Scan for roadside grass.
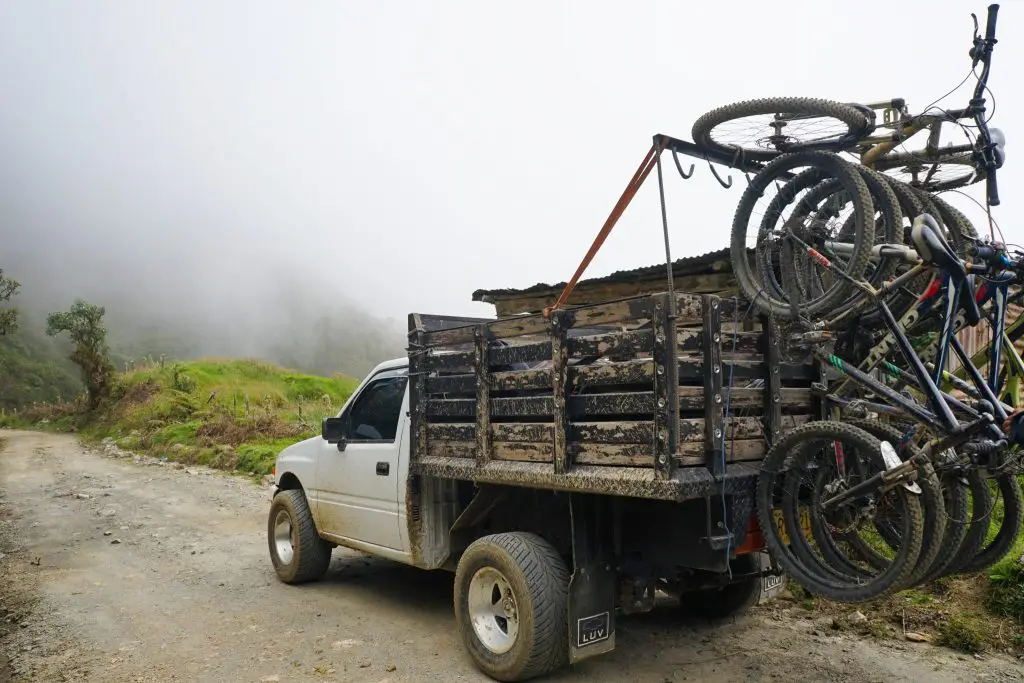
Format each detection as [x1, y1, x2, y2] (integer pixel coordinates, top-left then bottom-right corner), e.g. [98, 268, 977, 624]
[0, 358, 359, 477]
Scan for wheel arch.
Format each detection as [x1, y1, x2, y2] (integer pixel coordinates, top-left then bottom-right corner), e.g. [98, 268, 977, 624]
[277, 471, 303, 491]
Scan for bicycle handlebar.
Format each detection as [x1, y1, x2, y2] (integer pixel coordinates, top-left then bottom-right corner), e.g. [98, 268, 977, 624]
[986, 3, 999, 41]
[971, 4, 1002, 206]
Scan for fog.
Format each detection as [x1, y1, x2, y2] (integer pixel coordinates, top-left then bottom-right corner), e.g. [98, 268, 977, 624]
[1, 1, 1021, 376]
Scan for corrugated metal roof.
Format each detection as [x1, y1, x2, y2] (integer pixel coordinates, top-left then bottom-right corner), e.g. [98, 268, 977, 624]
[472, 246, 739, 301]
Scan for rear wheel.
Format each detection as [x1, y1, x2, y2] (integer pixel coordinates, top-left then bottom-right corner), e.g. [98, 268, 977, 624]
[682, 553, 763, 619]
[691, 97, 871, 162]
[454, 532, 569, 682]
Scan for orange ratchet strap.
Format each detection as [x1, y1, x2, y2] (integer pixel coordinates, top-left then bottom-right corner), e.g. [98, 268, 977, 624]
[543, 142, 661, 317]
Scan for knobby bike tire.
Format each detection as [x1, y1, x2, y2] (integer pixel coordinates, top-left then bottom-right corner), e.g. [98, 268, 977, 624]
[731, 151, 875, 320]
[756, 420, 924, 602]
[937, 468, 994, 578]
[692, 97, 871, 162]
[923, 190, 978, 254]
[959, 472, 1024, 574]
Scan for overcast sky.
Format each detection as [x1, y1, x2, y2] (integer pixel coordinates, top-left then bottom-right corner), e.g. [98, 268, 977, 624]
[1, 0, 1020, 328]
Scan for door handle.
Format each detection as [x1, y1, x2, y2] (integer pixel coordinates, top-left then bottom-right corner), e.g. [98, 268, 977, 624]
[376, 461, 390, 476]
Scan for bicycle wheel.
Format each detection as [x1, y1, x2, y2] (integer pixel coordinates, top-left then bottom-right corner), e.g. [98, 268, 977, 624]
[794, 165, 904, 318]
[958, 471, 1024, 574]
[692, 97, 872, 162]
[873, 152, 980, 192]
[730, 151, 875, 320]
[756, 420, 924, 602]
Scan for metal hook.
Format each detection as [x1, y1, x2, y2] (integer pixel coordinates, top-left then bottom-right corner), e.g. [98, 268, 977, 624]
[671, 148, 695, 179]
[707, 158, 732, 188]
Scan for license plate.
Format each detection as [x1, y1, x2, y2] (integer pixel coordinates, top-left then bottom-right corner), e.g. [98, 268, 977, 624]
[761, 573, 784, 592]
[771, 507, 813, 545]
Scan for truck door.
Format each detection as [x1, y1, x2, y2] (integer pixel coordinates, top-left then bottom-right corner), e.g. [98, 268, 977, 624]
[316, 366, 408, 550]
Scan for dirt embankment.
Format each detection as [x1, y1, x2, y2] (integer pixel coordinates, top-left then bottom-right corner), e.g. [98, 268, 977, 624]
[1, 429, 1022, 683]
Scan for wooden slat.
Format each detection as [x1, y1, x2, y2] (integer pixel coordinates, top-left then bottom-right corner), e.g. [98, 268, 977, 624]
[425, 399, 476, 418]
[408, 320, 429, 466]
[569, 297, 655, 328]
[475, 328, 491, 466]
[427, 389, 812, 420]
[571, 392, 656, 416]
[491, 339, 552, 366]
[492, 442, 553, 463]
[486, 274, 731, 317]
[678, 329, 760, 354]
[428, 357, 812, 395]
[551, 313, 569, 475]
[677, 356, 814, 382]
[431, 418, 807, 446]
[426, 423, 475, 442]
[571, 360, 654, 389]
[677, 438, 766, 464]
[677, 387, 811, 410]
[426, 440, 476, 459]
[573, 421, 653, 443]
[492, 396, 553, 417]
[575, 443, 653, 466]
[568, 330, 654, 358]
[426, 350, 475, 371]
[493, 423, 552, 442]
[762, 314, 782, 447]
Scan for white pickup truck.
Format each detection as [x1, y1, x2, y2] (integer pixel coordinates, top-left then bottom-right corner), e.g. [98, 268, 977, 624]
[267, 295, 798, 681]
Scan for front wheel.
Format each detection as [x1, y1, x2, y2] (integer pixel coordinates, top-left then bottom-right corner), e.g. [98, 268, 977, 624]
[267, 488, 332, 584]
[454, 532, 569, 682]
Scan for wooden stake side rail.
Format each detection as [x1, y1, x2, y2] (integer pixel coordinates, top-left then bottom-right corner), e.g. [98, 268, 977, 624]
[408, 292, 820, 500]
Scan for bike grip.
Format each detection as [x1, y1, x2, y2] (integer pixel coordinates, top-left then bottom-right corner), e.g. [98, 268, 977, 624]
[988, 169, 1001, 207]
[987, 4, 999, 40]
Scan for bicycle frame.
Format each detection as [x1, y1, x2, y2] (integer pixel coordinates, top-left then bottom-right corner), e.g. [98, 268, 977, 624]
[947, 276, 1024, 405]
[857, 108, 975, 167]
[793, 215, 1009, 443]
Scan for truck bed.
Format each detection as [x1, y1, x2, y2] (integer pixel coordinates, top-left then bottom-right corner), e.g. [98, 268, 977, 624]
[407, 291, 822, 503]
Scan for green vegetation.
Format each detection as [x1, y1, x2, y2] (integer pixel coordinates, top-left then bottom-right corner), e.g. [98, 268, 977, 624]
[0, 309, 82, 412]
[2, 358, 359, 476]
[986, 528, 1024, 625]
[936, 614, 987, 654]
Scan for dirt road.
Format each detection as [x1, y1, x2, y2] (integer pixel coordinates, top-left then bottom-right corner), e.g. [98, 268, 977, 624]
[1, 430, 1022, 683]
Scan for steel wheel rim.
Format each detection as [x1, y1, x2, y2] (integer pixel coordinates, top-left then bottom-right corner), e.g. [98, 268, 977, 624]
[468, 566, 519, 654]
[273, 509, 295, 565]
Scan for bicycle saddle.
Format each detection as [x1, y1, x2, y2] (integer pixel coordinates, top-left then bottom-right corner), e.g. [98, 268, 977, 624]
[910, 217, 980, 325]
[911, 218, 963, 276]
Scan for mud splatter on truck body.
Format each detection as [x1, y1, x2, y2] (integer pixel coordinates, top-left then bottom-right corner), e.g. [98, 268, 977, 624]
[405, 291, 822, 552]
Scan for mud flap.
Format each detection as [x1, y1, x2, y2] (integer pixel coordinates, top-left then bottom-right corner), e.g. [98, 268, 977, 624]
[567, 493, 616, 664]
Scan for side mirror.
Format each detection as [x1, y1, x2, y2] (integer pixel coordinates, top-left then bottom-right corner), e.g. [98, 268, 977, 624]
[322, 416, 346, 444]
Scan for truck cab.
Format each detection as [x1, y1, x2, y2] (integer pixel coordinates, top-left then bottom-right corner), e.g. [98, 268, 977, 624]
[270, 358, 415, 566]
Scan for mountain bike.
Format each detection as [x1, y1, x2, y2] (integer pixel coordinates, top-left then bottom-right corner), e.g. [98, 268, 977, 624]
[691, 4, 1005, 206]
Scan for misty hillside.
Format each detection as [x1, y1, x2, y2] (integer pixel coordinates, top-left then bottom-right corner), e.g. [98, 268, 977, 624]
[0, 266, 407, 409]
